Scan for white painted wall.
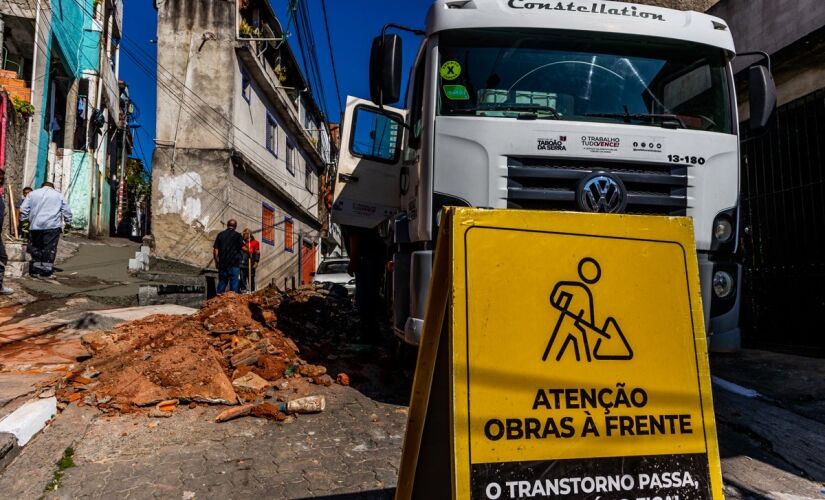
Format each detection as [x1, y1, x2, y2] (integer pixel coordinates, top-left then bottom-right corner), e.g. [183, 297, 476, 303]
[232, 58, 319, 216]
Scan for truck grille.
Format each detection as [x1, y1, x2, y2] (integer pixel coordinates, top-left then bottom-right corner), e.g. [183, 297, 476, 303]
[507, 157, 689, 216]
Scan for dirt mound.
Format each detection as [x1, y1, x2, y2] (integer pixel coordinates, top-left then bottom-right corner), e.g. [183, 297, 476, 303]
[55, 287, 352, 415]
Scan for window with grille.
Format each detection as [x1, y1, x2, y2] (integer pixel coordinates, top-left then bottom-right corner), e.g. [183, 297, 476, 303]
[266, 114, 278, 156]
[262, 203, 275, 246]
[305, 165, 313, 192]
[286, 140, 295, 175]
[284, 217, 294, 252]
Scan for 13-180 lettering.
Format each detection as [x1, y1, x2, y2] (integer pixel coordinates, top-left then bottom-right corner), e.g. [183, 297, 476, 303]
[668, 155, 706, 165]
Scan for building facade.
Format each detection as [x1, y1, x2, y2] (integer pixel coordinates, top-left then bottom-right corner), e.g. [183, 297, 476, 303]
[152, 0, 333, 288]
[707, 0, 825, 355]
[0, 0, 126, 237]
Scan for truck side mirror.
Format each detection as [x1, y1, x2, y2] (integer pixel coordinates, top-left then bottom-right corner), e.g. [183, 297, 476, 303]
[369, 34, 402, 106]
[748, 65, 776, 134]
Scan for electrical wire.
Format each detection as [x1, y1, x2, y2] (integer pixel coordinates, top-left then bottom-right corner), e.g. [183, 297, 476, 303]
[320, 0, 343, 117]
[6, 0, 332, 268]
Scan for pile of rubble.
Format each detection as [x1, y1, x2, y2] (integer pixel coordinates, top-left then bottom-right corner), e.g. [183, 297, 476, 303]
[52, 286, 356, 421]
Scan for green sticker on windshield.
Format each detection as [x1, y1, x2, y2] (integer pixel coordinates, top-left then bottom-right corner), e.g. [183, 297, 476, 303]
[443, 85, 470, 101]
[440, 60, 462, 81]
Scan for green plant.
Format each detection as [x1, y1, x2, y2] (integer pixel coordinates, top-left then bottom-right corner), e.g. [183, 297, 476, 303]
[11, 97, 34, 117]
[44, 447, 75, 492]
[238, 19, 260, 38]
[274, 66, 287, 83]
[126, 158, 151, 209]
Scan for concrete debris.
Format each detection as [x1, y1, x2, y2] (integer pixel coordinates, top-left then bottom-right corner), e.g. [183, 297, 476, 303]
[298, 364, 327, 378]
[231, 372, 270, 393]
[156, 400, 179, 413]
[215, 404, 253, 423]
[250, 403, 286, 421]
[50, 285, 355, 422]
[284, 395, 325, 414]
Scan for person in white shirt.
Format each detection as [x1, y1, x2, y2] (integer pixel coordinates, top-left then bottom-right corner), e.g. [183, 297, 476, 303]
[19, 181, 72, 278]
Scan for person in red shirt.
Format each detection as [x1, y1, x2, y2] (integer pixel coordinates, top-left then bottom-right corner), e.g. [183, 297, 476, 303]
[240, 228, 261, 293]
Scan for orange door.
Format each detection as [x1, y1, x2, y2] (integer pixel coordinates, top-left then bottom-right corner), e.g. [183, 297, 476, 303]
[301, 244, 316, 285]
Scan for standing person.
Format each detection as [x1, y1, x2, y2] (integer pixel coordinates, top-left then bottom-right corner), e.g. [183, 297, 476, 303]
[213, 219, 244, 294]
[240, 228, 260, 293]
[0, 171, 13, 294]
[19, 181, 72, 278]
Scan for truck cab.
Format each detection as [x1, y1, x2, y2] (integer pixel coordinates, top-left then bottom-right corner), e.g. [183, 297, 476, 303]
[332, 0, 775, 351]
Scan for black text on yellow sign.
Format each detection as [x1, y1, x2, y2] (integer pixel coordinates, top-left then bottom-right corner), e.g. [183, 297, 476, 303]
[396, 208, 723, 500]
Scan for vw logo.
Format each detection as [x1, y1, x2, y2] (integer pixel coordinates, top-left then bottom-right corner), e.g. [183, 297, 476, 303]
[576, 173, 628, 213]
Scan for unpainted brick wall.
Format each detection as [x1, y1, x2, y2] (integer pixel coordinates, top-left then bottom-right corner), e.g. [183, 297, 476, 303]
[616, 0, 719, 11]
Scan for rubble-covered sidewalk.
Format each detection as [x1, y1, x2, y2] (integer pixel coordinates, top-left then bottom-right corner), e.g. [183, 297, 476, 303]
[0, 284, 410, 498]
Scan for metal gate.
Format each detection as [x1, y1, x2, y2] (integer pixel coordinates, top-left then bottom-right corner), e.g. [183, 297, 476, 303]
[740, 89, 825, 356]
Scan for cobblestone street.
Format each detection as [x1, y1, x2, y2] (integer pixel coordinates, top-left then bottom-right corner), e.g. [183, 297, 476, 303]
[1, 383, 406, 499]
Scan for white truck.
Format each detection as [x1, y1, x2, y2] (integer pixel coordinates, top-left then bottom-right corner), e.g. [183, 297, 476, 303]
[332, 0, 775, 351]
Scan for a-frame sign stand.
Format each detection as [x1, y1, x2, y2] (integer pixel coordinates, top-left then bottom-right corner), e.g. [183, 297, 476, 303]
[396, 208, 724, 500]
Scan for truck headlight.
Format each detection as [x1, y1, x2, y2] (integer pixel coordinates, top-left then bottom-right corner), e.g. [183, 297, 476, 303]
[713, 216, 734, 244]
[713, 271, 735, 299]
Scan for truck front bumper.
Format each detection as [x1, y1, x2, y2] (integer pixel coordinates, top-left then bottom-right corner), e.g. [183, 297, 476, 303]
[697, 252, 742, 351]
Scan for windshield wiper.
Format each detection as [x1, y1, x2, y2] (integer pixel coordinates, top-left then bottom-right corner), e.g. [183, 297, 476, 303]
[446, 103, 561, 120]
[584, 111, 685, 129]
[489, 104, 562, 119]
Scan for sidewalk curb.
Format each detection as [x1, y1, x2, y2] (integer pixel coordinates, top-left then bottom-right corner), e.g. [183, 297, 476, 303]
[0, 432, 19, 472]
[0, 397, 57, 448]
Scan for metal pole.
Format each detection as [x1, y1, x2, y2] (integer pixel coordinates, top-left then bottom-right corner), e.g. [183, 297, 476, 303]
[8, 185, 18, 239]
[116, 126, 127, 231]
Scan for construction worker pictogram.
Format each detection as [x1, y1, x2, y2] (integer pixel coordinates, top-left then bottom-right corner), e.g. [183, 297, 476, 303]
[542, 257, 633, 362]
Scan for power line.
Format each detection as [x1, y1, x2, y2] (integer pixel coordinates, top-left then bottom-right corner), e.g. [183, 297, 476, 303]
[320, 0, 343, 117]
[9, 0, 328, 266]
[42, 0, 328, 198]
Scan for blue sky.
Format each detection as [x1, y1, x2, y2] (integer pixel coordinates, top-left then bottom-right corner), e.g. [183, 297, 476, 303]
[120, 0, 433, 171]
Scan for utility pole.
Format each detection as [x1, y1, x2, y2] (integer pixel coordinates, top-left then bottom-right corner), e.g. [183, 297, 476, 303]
[116, 125, 127, 233]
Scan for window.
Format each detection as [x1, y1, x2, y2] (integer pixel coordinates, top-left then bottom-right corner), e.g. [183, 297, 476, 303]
[261, 203, 275, 246]
[284, 217, 294, 252]
[437, 29, 734, 134]
[241, 71, 251, 103]
[286, 140, 295, 175]
[408, 50, 427, 149]
[266, 113, 278, 156]
[349, 106, 402, 163]
[305, 165, 313, 193]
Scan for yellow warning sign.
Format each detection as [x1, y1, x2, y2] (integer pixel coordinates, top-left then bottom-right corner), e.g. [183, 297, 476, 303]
[397, 208, 723, 500]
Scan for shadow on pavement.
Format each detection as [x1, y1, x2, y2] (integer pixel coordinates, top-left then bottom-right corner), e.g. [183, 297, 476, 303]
[275, 290, 412, 406]
[300, 489, 395, 500]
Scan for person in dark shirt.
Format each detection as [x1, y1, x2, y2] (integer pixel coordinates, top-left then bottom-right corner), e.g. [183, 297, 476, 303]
[213, 219, 244, 294]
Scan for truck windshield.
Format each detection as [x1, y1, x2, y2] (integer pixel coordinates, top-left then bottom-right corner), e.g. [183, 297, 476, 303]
[437, 29, 733, 134]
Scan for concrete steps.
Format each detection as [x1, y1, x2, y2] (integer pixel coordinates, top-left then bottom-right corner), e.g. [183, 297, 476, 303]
[5, 241, 27, 279]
